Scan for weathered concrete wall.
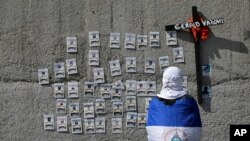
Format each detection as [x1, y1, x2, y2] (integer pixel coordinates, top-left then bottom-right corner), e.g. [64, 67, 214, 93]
[0, 0, 249, 141]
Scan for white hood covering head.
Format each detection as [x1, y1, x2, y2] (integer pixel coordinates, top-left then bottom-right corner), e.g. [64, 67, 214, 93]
[157, 66, 187, 99]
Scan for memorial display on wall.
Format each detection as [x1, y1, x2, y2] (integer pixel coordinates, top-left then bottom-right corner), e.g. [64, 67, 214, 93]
[68, 82, 79, 98]
[69, 103, 80, 118]
[66, 58, 78, 74]
[54, 62, 65, 79]
[111, 88, 122, 102]
[66, 37, 77, 53]
[93, 68, 105, 83]
[95, 117, 106, 133]
[57, 116, 68, 132]
[166, 30, 177, 46]
[100, 84, 112, 99]
[109, 60, 121, 76]
[43, 115, 55, 130]
[183, 76, 188, 90]
[137, 35, 147, 50]
[144, 59, 156, 73]
[71, 118, 83, 134]
[89, 31, 100, 47]
[54, 83, 65, 99]
[112, 101, 123, 118]
[84, 118, 95, 134]
[149, 32, 160, 48]
[125, 80, 137, 95]
[126, 112, 137, 128]
[110, 33, 120, 48]
[125, 57, 136, 73]
[84, 82, 96, 97]
[159, 56, 170, 71]
[56, 99, 67, 114]
[89, 50, 100, 66]
[173, 47, 185, 63]
[125, 33, 136, 49]
[202, 85, 211, 98]
[112, 118, 123, 133]
[126, 96, 137, 111]
[38, 69, 49, 85]
[137, 81, 147, 96]
[137, 113, 147, 128]
[83, 103, 95, 118]
[202, 64, 211, 76]
[95, 99, 105, 115]
[145, 97, 152, 113]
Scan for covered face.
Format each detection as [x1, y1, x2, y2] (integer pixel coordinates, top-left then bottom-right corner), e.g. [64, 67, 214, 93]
[157, 66, 187, 99]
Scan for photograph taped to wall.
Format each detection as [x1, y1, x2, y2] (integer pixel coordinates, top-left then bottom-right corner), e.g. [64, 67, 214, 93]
[126, 96, 137, 112]
[112, 101, 123, 118]
[89, 31, 100, 47]
[110, 32, 120, 48]
[112, 80, 125, 90]
[166, 30, 177, 46]
[100, 84, 112, 99]
[38, 68, 49, 85]
[202, 64, 211, 76]
[146, 81, 156, 96]
[66, 58, 78, 74]
[95, 99, 105, 115]
[95, 117, 106, 133]
[44, 115, 54, 130]
[84, 82, 96, 97]
[112, 118, 122, 133]
[56, 99, 67, 114]
[68, 82, 79, 98]
[126, 80, 137, 95]
[137, 81, 147, 96]
[89, 50, 99, 66]
[125, 33, 135, 49]
[83, 103, 95, 118]
[69, 103, 80, 118]
[173, 47, 185, 63]
[137, 113, 147, 128]
[57, 116, 68, 132]
[93, 68, 105, 83]
[66, 37, 77, 53]
[71, 118, 82, 134]
[109, 60, 121, 76]
[159, 56, 170, 71]
[202, 85, 211, 99]
[111, 88, 122, 102]
[54, 62, 65, 78]
[182, 76, 188, 91]
[149, 32, 160, 47]
[125, 57, 136, 73]
[145, 97, 152, 113]
[137, 35, 147, 50]
[54, 83, 65, 99]
[145, 58, 156, 73]
[84, 118, 95, 134]
[126, 112, 137, 128]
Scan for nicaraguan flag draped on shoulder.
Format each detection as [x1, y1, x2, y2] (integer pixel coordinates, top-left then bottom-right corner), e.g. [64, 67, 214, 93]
[146, 96, 202, 141]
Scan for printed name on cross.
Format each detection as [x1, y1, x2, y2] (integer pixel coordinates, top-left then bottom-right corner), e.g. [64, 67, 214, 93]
[234, 129, 247, 136]
[174, 18, 224, 30]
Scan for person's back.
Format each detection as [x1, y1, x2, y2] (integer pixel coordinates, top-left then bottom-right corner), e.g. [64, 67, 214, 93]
[146, 67, 202, 141]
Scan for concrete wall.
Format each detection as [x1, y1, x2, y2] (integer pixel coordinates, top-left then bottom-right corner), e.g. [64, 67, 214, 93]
[0, 0, 249, 141]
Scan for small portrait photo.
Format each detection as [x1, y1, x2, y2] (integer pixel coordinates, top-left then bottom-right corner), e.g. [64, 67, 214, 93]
[146, 81, 156, 96]
[95, 117, 106, 133]
[56, 116, 68, 132]
[89, 31, 100, 47]
[69, 103, 80, 118]
[173, 47, 185, 63]
[109, 60, 121, 76]
[111, 88, 122, 102]
[112, 118, 123, 133]
[202, 86, 211, 98]
[54, 62, 65, 79]
[126, 96, 137, 112]
[166, 30, 177, 46]
[54, 83, 65, 99]
[112, 80, 125, 90]
[44, 115, 54, 130]
[125, 80, 137, 95]
[66, 58, 78, 75]
[126, 112, 137, 128]
[125, 33, 136, 49]
[112, 101, 123, 118]
[95, 99, 105, 115]
[137, 35, 147, 50]
[56, 99, 67, 114]
[182, 76, 188, 90]
[66, 37, 77, 53]
[100, 84, 112, 99]
[159, 56, 170, 71]
[84, 82, 95, 97]
[145, 97, 152, 113]
[89, 50, 99, 66]
[137, 113, 147, 128]
[145, 59, 156, 73]
[84, 118, 95, 134]
[67, 82, 79, 98]
[149, 32, 160, 48]
[93, 68, 105, 84]
[137, 81, 147, 96]
[202, 64, 211, 76]
[125, 57, 136, 73]
[71, 118, 82, 134]
[83, 103, 95, 118]
[38, 69, 49, 85]
[110, 32, 120, 49]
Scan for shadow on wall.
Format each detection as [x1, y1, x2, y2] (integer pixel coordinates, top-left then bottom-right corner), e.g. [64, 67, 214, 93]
[177, 29, 249, 112]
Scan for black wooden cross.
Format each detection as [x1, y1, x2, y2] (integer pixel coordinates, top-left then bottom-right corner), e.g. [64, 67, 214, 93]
[165, 6, 224, 104]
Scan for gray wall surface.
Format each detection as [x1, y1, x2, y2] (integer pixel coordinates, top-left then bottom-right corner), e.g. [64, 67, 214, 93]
[0, 0, 249, 141]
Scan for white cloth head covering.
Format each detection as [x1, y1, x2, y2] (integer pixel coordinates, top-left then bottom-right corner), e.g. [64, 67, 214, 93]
[157, 66, 187, 99]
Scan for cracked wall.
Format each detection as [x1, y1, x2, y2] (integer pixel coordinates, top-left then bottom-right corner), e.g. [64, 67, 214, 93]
[0, 0, 249, 141]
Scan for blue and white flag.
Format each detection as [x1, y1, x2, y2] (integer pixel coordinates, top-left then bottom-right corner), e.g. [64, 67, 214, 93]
[146, 96, 202, 141]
